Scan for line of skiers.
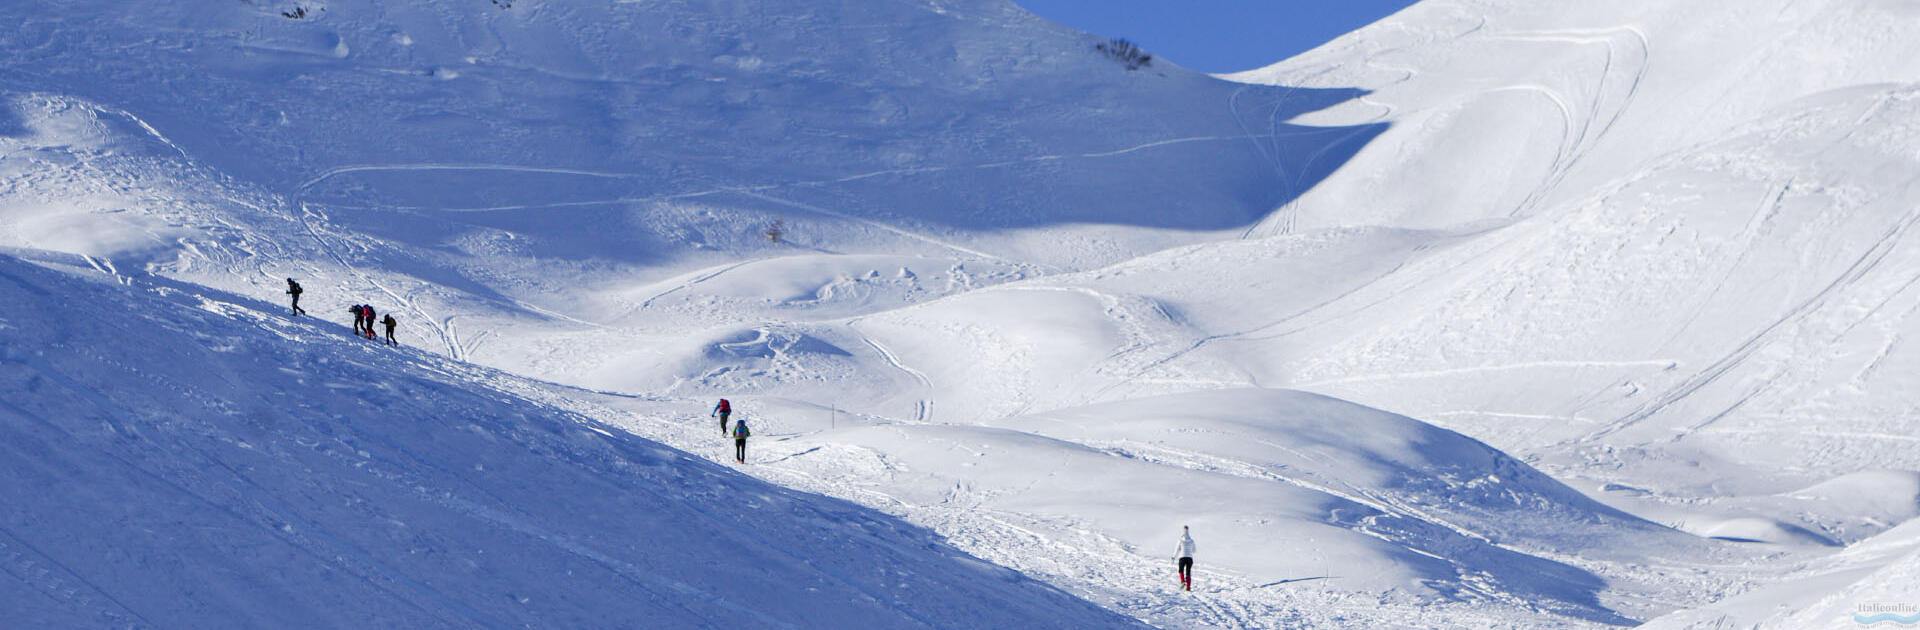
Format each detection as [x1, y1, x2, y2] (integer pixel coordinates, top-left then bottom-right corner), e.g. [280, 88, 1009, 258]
[286, 278, 398, 346]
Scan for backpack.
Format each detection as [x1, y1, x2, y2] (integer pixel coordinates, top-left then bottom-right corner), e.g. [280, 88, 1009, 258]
[288, 280, 302, 295]
[383, 314, 396, 327]
[733, 422, 750, 439]
[717, 399, 731, 412]
[363, 305, 375, 320]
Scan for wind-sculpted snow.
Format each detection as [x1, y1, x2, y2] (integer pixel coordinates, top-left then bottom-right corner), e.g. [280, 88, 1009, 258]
[0, 254, 1142, 629]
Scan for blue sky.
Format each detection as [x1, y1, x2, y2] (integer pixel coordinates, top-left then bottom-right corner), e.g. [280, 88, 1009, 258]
[1012, 0, 1419, 74]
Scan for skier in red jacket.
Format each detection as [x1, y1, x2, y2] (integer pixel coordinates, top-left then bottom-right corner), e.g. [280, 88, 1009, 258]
[712, 398, 732, 435]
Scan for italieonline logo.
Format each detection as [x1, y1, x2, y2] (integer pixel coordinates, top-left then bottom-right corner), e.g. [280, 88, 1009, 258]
[1856, 602, 1920, 626]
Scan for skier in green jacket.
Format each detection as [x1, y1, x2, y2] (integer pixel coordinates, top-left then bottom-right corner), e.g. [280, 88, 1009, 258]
[732, 418, 751, 464]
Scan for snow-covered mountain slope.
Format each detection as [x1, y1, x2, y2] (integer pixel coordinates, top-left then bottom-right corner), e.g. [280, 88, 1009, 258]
[1233, 0, 1920, 231]
[521, 384, 1756, 628]
[0, 0, 1375, 263]
[0, 251, 1144, 629]
[1183, 0, 1920, 620]
[0, 0, 1385, 386]
[1190, 0, 1920, 509]
[7, 0, 1920, 627]
[1641, 517, 1920, 628]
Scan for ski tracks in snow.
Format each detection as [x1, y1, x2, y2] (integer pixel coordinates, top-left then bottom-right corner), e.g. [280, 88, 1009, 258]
[295, 202, 469, 360]
[0, 523, 159, 628]
[1579, 197, 1920, 444]
[296, 163, 643, 192]
[1486, 25, 1651, 218]
[847, 322, 933, 422]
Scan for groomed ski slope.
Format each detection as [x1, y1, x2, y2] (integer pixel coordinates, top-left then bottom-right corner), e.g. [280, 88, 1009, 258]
[0, 253, 1143, 629]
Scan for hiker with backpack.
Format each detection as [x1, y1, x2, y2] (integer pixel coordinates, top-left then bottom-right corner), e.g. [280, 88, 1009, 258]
[349, 304, 366, 336]
[732, 418, 751, 464]
[361, 305, 377, 339]
[381, 313, 398, 346]
[712, 398, 732, 435]
[1174, 525, 1196, 591]
[285, 278, 306, 316]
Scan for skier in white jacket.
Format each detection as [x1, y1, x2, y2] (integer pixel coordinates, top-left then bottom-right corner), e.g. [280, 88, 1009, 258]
[1174, 525, 1196, 591]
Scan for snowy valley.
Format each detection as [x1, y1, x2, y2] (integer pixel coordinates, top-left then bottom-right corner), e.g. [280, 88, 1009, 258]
[2, 0, 1919, 628]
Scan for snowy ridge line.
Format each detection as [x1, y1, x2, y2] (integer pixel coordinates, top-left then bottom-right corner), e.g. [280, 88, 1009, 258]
[1230, 15, 1488, 239]
[115, 106, 192, 161]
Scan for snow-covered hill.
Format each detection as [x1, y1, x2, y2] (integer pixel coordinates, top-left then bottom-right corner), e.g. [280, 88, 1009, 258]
[554, 386, 1746, 627]
[0, 251, 1144, 628]
[5, 0, 1920, 627]
[1226, 0, 1920, 622]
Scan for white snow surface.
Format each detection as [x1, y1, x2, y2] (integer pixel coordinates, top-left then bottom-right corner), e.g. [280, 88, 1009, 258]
[3, 0, 1920, 627]
[0, 253, 1139, 629]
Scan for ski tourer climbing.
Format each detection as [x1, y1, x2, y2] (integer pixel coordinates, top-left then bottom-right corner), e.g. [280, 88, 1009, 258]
[381, 314, 398, 346]
[713, 398, 732, 435]
[361, 305, 377, 339]
[285, 278, 306, 316]
[732, 418, 751, 464]
[1174, 525, 1196, 591]
[349, 304, 366, 336]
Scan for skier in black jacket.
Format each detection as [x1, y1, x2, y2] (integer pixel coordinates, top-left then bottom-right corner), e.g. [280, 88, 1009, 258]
[285, 278, 306, 316]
